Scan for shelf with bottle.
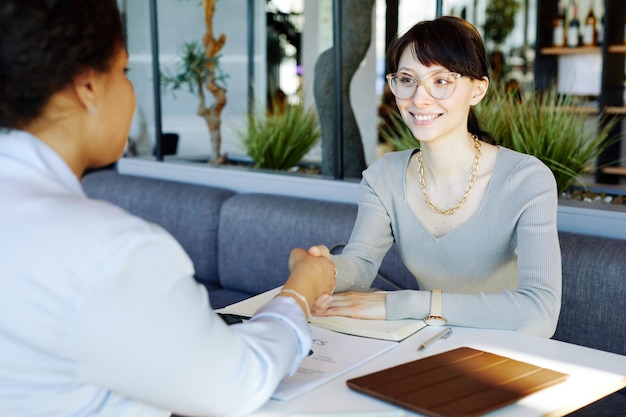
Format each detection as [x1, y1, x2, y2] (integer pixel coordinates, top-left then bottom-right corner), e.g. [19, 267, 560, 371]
[536, 0, 626, 184]
[551, 1, 581, 48]
[549, 1, 603, 50]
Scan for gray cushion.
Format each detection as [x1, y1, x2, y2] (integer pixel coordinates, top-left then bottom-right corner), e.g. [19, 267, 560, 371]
[217, 192, 418, 298]
[82, 170, 235, 288]
[217, 193, 359, 295]
[554, 231, 626, 356]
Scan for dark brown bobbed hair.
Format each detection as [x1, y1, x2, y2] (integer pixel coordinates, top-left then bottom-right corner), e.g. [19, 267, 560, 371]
[386, 16, 492, 141]
[0, 0, 125, 129]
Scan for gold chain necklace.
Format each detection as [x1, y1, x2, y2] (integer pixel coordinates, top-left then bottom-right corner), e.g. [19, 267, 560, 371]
[417, 134, 482, 215]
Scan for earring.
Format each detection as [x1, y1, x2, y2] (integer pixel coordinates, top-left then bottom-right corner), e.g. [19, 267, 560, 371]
[89, 106, 98, 115]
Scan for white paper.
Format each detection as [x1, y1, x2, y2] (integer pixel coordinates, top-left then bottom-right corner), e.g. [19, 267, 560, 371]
[222, 286, 427, 341]
[272, 326, 397, 401]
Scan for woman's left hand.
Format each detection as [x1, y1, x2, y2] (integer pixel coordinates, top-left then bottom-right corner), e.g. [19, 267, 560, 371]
[311, 291, 387, 320]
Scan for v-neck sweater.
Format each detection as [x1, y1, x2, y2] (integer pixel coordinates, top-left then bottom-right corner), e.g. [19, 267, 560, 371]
[331, 146, 561, 337]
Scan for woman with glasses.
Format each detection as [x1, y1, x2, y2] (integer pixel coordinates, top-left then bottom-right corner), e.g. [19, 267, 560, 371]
[309, 16, 561, 338]
[0, 1, 335, 416]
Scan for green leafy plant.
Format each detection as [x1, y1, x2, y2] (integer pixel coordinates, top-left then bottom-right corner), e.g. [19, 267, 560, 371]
[476, 85, 622, 193]
[483, 0, 520, 50]
[160, 0, 227, 163]
[239, 99, 321, 171]
[378, 103, 417, 152]
[483, 0, 521, 84]
[161, 41, 227, 96]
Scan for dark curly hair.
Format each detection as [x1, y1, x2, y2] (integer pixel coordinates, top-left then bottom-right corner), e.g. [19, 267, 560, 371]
[386, 16, 493, 142]
[0, 0, 124, 129]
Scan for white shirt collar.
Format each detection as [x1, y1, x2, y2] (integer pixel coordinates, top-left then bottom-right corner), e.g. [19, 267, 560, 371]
[0, 129, 85, 196]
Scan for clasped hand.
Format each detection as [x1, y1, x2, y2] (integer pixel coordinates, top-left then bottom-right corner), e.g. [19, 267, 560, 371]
[307, 245, 387, 320]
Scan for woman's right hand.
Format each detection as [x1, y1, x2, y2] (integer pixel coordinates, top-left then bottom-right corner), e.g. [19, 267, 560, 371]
[306, 245, 387, 320]
[280, 247, 336, 317]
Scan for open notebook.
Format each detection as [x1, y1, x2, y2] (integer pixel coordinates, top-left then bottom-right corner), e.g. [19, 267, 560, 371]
[346, 347, 569, 417]
[222, 286, 427, 341]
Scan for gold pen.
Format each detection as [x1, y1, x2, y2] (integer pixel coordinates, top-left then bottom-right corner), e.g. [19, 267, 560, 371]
[417, 327, 452, 351]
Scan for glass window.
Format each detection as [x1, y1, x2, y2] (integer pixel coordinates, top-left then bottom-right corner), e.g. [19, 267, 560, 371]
[121, 0, 536, 182]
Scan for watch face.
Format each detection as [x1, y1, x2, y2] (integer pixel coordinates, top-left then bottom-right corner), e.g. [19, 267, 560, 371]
[425, 316, 447, 326]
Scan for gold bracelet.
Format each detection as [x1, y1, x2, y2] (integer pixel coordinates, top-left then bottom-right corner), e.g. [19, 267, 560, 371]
[279, 289, 310, 319]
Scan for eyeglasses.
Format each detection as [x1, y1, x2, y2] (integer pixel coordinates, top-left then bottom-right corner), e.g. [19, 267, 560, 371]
[386, 72, 463, 100]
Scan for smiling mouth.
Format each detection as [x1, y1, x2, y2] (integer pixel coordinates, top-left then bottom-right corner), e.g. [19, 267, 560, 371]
[412, 113, 440, 122]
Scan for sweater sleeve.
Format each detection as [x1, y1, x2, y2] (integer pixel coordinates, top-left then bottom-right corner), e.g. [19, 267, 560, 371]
[331, 158, 398, 292]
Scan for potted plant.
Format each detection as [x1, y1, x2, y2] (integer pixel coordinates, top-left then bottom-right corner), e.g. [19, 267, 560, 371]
[475, 84, 623, 195]
[483, 0, 520, 48]
[483, 0, 521, 83]
[238, 96, 321, 172]
[160, 0, 227, 164]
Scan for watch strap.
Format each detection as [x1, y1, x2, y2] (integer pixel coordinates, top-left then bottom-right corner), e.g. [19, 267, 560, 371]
[430, 289, 443, 317]
[425, 289, 446, 325]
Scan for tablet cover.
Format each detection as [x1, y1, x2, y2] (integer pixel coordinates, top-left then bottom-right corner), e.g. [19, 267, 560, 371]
[346, 347, 568, 417]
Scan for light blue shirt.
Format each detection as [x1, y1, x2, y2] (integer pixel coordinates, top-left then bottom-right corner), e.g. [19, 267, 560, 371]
[0, 130, 311, 417]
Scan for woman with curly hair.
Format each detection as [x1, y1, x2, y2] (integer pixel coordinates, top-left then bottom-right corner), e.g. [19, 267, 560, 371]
[0, 1, 334, 416]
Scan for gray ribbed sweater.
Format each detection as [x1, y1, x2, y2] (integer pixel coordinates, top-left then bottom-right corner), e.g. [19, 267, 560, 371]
[331, 146, 561, 337]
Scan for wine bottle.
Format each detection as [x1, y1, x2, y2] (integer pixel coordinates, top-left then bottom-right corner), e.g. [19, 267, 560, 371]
[567, 3, 580, 48]
[553, 2, 566, 47]
[582, 8, 596, 46]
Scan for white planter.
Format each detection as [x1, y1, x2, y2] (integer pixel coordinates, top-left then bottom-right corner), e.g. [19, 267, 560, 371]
[117, 158, 626, 240]
[557, 199, 626, 241]
[117, 157, 360, 203]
